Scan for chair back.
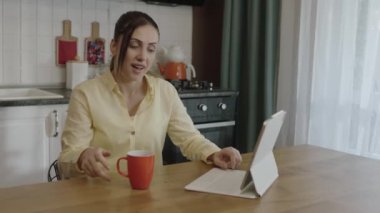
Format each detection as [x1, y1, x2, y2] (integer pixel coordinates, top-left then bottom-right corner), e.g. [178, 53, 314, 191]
[48, 160, 61, 182]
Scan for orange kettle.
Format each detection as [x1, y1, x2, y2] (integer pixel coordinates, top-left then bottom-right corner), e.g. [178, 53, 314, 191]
[158, 62, 196, 81]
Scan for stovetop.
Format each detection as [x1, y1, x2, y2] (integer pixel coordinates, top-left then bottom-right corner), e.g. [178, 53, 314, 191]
[168, 80, 214, 92]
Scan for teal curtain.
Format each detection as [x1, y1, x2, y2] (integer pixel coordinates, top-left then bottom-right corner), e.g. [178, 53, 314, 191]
[221, 0, 281, 153]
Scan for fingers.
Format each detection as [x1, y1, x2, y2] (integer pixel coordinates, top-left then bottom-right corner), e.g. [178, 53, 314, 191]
[231, 148, 242, 168]
[213, 157, 229, 169]
[228, 154, 237, 169]
[92, 162, 111, 181]
[82, 160, 96, 177]
[213, 147, 242, 170]
[97, 150, 110, 170]
[79, 147, 111, 181]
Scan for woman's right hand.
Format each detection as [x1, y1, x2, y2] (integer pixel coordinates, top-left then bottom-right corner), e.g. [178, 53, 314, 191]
[78, 147, 111, 181]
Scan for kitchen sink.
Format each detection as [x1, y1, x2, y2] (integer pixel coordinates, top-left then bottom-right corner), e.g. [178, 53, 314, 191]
[0, 88, 64, 100]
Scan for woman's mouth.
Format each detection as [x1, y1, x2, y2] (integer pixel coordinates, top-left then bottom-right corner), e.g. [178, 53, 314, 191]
[131, 64, 146, 73]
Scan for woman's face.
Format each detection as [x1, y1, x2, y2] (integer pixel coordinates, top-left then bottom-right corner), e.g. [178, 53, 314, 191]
[111, 24, 159, 82]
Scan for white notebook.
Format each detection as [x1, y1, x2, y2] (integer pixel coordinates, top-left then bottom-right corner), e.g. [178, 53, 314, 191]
[185, 110, 286, 199]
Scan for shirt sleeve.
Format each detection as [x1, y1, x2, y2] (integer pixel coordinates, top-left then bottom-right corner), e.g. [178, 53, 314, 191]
[166, 86, 221, 163]
[58, 88, 94, 178]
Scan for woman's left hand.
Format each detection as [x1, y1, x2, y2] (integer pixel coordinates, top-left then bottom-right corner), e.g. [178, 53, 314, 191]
[207, 147, 242, 169]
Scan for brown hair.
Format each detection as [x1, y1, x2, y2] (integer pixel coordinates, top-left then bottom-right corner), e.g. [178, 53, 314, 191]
[110, 11, 160, 72]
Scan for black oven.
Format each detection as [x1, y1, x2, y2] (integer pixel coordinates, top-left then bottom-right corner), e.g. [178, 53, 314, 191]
[162, 90, 238, 165]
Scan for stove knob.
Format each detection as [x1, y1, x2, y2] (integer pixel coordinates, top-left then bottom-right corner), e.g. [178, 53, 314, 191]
[209, 82, 214, 91]
[218, 103, 227, 110]
[198, 104, 208, 112]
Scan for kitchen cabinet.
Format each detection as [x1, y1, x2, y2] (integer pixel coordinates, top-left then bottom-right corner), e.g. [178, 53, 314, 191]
[0, 104, 68, 188]
[47, 105, 68, 170]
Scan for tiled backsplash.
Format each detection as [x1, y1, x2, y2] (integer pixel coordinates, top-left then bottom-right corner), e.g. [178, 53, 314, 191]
[0, 0, 193, 86]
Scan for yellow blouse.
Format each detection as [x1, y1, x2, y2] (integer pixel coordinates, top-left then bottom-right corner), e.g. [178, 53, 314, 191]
[58, 70, 220, 178]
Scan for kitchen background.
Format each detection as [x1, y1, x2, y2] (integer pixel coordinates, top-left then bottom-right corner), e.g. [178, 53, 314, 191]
[0, 0, 223, 87]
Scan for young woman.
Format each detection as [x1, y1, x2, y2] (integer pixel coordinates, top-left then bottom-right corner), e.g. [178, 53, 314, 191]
[58, 11, 242, 181]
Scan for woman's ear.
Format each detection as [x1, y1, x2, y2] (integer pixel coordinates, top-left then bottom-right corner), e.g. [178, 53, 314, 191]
[110, 39, 117, 56]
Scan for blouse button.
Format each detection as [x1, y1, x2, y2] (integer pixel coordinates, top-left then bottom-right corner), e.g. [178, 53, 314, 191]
[131, 131, 135, 135]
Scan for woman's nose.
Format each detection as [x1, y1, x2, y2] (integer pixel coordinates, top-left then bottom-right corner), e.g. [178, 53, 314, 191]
[136, 49, 148, 61]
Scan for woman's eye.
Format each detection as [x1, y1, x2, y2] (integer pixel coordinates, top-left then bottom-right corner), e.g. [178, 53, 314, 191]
[129, 44, 139, 49]
[129, 41, 140, 48]
[148, 45, 156, 53]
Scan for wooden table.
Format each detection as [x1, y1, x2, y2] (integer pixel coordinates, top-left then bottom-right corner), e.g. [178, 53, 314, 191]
[1, 145, 380, 213]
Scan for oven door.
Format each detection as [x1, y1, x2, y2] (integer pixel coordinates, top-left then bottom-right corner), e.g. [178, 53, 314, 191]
[162, 121, 236, 165]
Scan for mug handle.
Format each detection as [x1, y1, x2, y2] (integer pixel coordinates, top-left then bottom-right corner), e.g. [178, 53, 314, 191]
[116, 157, 129, 177]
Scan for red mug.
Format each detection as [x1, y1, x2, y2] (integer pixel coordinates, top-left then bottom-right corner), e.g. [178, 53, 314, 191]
[116, 150, 155, 190]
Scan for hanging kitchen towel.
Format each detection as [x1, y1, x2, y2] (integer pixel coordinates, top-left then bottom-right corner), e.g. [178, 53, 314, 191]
[84, 21, 105, 65]
[56, 20, 78, 65]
